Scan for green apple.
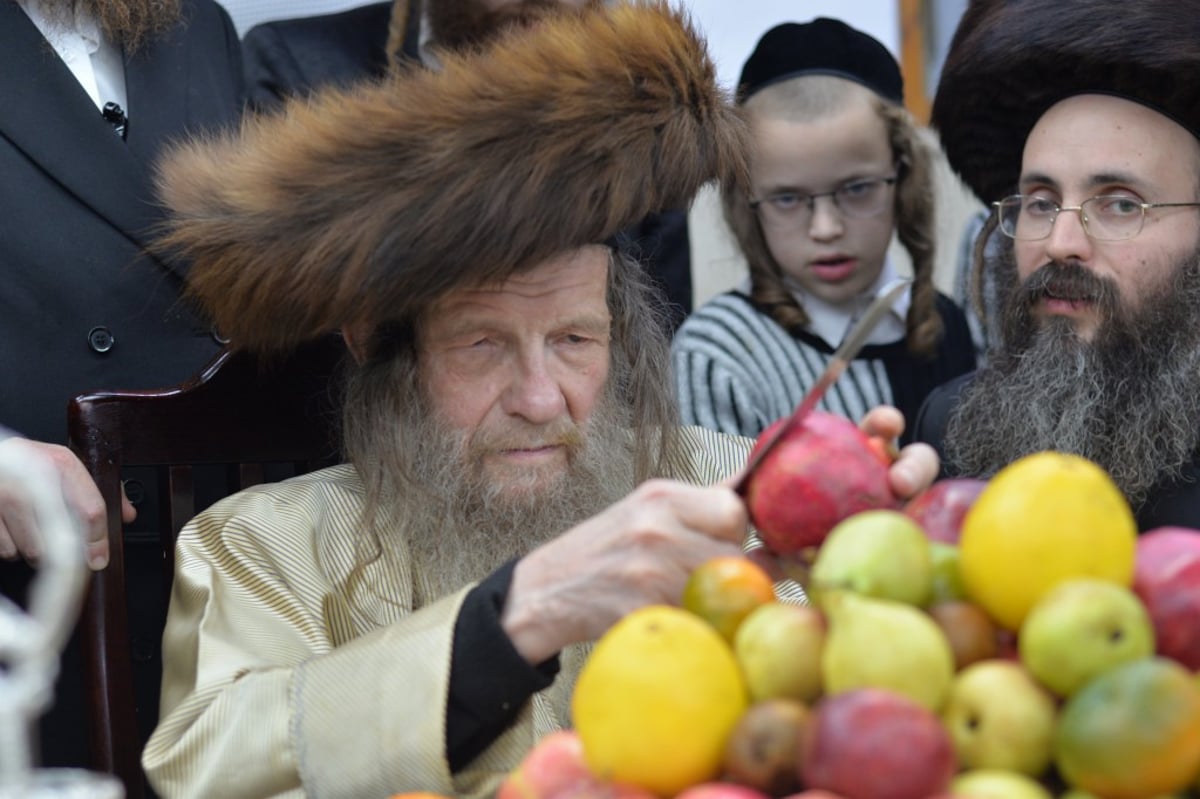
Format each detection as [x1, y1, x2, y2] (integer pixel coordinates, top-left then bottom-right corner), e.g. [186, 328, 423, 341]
[942, 660, 1057, 775]
[1019, 579, 1155, 697]
[734, 602, 825, 703]
[951, 769, 1053, 799]
[809, 510, 932, 607]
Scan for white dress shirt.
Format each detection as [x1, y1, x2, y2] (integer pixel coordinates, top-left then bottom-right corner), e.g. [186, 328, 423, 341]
[17, 0, 128, 115]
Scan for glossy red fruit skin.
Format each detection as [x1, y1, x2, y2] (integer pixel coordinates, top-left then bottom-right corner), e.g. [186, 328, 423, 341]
[744, 412, 898, 555]
[902, 478, 988, 545]
[802, 689, 956, 799]
[1133, 527, 1200, 670]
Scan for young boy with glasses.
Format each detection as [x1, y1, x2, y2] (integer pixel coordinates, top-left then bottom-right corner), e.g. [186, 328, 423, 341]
[917, 0, 1200, 528]
[671, 18, 975, 443]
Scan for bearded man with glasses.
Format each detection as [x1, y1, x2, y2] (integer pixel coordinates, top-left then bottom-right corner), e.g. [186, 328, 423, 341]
[917, 0, 1200, 527]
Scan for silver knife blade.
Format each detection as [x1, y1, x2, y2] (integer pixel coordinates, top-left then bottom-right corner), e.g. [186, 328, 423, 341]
[733, 277, 913, 495]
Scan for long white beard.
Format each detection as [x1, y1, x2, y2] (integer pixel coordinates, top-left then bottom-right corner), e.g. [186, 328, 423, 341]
[388, 393, 637, 604]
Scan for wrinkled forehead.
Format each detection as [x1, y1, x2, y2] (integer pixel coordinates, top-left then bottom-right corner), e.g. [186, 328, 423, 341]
[422, 245, 613, 321]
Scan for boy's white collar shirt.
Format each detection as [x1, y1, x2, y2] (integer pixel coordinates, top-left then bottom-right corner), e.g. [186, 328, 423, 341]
[738, 257, 912, 349]
[18, 0, 128, 115]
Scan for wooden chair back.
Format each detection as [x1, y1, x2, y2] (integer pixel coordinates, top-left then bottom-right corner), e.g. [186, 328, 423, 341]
[67, 335, 347, 798]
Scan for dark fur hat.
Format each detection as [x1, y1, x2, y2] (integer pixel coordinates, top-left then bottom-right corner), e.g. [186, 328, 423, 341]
[932, 0, 1200, 204]
[156, 1, 745, 353]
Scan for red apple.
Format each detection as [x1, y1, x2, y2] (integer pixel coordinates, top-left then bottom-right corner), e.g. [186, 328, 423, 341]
[675, 784, 771, 799]
[497, 730, 593, 799]
[802, 689, 956, 799]
[744, 411, 899, 555]
[1133, 527, 1200, 670]
[902, 478, 987, 544]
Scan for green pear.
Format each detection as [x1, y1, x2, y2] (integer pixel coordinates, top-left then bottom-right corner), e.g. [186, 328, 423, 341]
[942, 660, 1058, 775]
[821, 591, 955, 711]
[929, 541, 968, 603]
[1019, 578, 1155, 697]
[809, 510, 933, 607]
[951, 769, 1054, 799]
[734, 602, 825, 703]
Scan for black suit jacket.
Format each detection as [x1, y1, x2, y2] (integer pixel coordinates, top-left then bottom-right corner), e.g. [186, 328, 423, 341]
[0, 0, 244, 774]
[0, 0, 243, 444]
[914, 373, 1200, 530]
[243, 1, 418, 111]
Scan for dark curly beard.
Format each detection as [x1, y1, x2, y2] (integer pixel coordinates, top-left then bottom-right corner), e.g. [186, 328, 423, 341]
[427, 0, 601, 53]
[944, 241, 1200, 510]
[36, 0, 182, 51]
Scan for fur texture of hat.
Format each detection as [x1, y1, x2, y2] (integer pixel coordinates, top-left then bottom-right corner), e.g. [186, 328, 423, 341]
[932, 0, 1200, 204]
[156, 1, 745, 353]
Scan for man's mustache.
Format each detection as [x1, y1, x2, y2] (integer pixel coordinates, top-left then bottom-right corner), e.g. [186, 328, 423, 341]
[467, 420, 585, 456]
[1018, 260, 1119, 311]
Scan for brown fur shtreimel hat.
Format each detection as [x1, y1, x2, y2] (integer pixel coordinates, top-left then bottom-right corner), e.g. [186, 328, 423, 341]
[156, 1, 745, 353]
[931, 0, 1200, 205]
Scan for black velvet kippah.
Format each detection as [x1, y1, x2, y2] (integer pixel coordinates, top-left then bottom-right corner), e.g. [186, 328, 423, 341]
[738, 18, 904, 106]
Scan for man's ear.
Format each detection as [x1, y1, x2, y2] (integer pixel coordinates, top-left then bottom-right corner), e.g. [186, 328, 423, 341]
[341, 319, 373, 364]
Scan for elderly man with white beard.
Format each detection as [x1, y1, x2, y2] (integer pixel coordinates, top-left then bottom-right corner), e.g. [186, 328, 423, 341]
[140, 4, 936, 797]
[917, 0, 1200, 529]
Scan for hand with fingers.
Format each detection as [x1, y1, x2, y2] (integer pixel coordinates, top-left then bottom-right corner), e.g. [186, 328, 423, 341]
[502, 479, 748, 664]
[0, 438, 136, 571]
[858, 405, 939, 500]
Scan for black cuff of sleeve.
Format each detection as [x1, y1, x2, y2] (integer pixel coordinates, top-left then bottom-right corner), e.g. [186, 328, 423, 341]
[447, 557, 560, 772]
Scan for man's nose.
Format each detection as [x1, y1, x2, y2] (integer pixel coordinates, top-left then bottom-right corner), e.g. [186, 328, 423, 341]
[1043, 206, 1094, 264]
[503, 352, 567, 423]
[807, 195, 845, 241]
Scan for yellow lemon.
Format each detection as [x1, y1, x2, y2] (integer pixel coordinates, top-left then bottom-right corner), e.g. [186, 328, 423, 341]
[571, 605, 748, 796]
[959, 452, 1136, 631]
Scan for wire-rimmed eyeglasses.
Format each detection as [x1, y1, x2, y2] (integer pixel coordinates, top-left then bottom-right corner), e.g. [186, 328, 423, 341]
[994, 194, 1200, 242]
[750, 176, 897, 230]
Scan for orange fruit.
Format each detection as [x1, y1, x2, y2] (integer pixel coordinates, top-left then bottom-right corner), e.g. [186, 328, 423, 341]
[681, 555, 777, 643]
[1055, 657, 1200, 798]
[959, 452, 1136, 630]
[571, 605, 748, 796]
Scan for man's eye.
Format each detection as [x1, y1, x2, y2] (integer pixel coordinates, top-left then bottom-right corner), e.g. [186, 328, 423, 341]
[1094, 196, 1143, 217]
[1023, 197, 1058, 216]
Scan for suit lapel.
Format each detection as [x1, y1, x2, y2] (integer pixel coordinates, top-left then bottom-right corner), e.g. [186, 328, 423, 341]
[0, 3, 165, 257]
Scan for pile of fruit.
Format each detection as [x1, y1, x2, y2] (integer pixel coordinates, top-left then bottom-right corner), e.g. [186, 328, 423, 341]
[499, 412, 1200, 799]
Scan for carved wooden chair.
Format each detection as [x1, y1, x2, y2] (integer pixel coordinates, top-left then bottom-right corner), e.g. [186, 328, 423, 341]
[67, 335, 347, 798]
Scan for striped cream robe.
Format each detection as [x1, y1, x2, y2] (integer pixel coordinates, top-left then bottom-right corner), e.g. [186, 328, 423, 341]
[143, 426, 779, 799]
